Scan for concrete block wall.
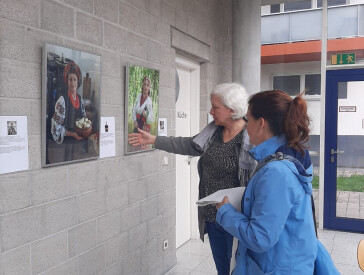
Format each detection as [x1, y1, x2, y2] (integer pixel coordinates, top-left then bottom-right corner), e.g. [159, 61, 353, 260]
[0, 0, 232, 274]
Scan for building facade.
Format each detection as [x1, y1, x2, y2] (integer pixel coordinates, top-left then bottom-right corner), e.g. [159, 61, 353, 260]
[0, 0, 233, 274]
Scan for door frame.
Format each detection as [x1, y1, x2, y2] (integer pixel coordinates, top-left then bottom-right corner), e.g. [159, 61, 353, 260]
[324, 67, 364, 233]
[175, 56, 200, 240]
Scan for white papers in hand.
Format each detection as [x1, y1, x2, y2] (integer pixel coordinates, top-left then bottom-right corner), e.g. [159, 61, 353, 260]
[196, 187, 245, 212]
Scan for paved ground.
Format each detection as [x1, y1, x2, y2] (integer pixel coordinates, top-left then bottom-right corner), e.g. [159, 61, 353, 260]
[168, 189, 364, 275]
[167, 228, 364, 275]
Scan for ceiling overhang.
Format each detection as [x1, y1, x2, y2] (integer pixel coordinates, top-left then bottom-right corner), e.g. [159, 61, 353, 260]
[261, 37, 364, 64]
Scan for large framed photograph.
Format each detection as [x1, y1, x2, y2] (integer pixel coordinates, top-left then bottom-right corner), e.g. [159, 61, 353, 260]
[125, 64, 159, 154]
[42, 43, 101, 167]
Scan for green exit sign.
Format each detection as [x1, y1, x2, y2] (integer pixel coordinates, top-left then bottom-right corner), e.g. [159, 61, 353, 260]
[331, 53, 355, 65]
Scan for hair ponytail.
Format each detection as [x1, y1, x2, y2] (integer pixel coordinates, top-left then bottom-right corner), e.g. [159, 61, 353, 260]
[248, 90, 310, 153]
[283, 93, 310, 153]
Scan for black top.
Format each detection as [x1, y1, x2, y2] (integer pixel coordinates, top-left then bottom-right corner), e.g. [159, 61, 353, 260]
[199, 127, 242, 222]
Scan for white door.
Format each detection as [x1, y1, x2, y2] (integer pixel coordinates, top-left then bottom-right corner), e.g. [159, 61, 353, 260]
[175, 57, 200, 248]
[175, 65, 191, 248]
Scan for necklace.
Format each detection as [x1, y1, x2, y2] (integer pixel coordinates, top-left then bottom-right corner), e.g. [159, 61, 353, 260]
[68, 91, 80, 109]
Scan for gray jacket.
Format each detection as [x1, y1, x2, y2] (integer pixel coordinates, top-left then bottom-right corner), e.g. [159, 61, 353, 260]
[155, 122, 256, 241]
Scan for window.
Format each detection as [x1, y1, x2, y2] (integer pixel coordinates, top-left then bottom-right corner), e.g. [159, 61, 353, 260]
[338, 82, 348, 99]
[273, 74, 322, 97]
[270, 4, 280, 13]
[317, 0, 346, 8]
[305, 74, 321, 95]
[273, 75, 301, 96]
[284, 0, 311, 12]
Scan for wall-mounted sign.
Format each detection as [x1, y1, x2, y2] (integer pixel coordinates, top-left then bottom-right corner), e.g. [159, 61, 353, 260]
[100, 117, 115, 159]
[0, 116, 29, 174]
[158, 118, 167, 136]
[177, 111, 188, 118]
[331, 53, 355, 65]
[339, 106, 356, 112]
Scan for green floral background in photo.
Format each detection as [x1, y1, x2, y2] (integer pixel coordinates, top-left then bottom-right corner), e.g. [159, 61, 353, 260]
[126, 64, 159, 153]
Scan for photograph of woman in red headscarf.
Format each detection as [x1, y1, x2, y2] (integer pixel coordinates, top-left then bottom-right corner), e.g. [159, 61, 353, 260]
[42, 44, 101, 166]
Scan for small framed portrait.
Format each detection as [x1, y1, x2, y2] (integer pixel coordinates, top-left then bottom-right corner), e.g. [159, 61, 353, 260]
[125, 64, 159, 154]
[158, 118, 167, 136]
[42, 43, 101, 167]
[7, 121, 17, 135]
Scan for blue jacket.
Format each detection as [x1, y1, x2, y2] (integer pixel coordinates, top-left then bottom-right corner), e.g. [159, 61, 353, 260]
[216, 135, 317, 274]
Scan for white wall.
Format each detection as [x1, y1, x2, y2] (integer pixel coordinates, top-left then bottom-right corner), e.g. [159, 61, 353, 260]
[261, 5, 271, 15]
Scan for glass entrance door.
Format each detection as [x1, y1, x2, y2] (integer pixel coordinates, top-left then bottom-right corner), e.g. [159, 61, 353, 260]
[324, 68, 364, 233]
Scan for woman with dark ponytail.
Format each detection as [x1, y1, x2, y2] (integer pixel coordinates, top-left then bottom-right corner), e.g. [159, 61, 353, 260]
[216, 90, 339, 274]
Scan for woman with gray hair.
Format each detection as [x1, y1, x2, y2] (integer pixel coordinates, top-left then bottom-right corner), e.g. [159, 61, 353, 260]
[128, 83, 256, 275]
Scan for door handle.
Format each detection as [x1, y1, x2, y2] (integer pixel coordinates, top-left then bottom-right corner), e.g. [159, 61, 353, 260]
[330, 149, 344, 155]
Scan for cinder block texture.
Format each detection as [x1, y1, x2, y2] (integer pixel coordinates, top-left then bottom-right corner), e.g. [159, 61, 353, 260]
[119, 2, 134, 30]
[149, 0, 162, 19]
[94, 0, 118, 23]
[30, 168, 68, 205]
[0, 245, 30, 275]
[142, 237, 164, 275]
[101, 77, 123, 105]
[149, 17, 170, 45]
[121, 202, 141, 231]
[105, 231, 128, 266]
[0, 0, 233, 274]
[105, 182, 128, 212]
[147, 215, 163, 241]
[0, 0, 40, 27]
[76, 12, 103, 45]
[124, 249, 142, 275]
[42, 258, 79, 275]
[41, 0, 74, 38]
[1, 197, 77, 252]
[67, 162, 98, 195]
[0, 174, 30, 214]
[68, 220, 97, 257]
[128, 177, 148, 204]
[28, 135, 42, 170]
[99, 49, 121, 78]
[96, 210, 122, 243]
[78, 189, 106, 222]
[103, 260, 124, 275]
[79, 245, 106, 275]
[65, 0, 93, 13]
[1, 206, 43, 251]
[128, 222, 147, 252]
[126, 31, 146, 59]
[132, 9, 150, 37]
[0, 20, 26, 61]
[104, 23, 127, 53]
[0, 59, 40, 99]
[31, 232, 68, 274]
